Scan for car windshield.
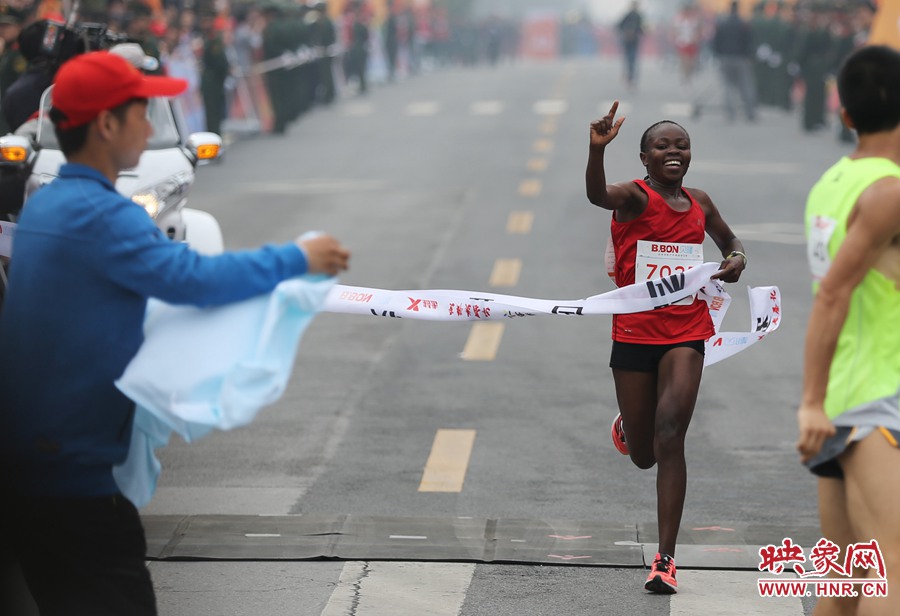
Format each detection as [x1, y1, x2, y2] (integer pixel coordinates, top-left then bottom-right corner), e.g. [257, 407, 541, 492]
[36, 86, 182, 150]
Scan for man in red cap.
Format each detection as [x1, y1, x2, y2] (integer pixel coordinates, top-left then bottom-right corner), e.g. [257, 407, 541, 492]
[0, 51, 349, 615]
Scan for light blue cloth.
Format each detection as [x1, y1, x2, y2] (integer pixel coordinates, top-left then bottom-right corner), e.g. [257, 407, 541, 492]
[113, 275, 336, 507]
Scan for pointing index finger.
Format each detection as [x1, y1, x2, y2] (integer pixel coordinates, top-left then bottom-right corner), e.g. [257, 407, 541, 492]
[607, 100, 619, 119]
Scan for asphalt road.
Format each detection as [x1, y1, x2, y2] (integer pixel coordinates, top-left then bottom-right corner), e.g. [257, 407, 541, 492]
[141, 54, 856, 615]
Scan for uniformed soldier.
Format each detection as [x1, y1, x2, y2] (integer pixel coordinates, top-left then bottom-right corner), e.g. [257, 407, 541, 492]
[0, 3, 27, 135]
[261, 2, 292, 134]
[345, 2, 369, 94]
[768, 1, 796, 111]
[199, 9, 231, 135]
[794, 3, 833, 131]
[284, 3, 312, 121]
[307, 1, 336, 106]
[125, 2, 164, 75]
[2, 19, 57, 134]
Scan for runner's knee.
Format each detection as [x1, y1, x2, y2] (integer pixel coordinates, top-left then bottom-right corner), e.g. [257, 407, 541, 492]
[629, 451, 656, 469]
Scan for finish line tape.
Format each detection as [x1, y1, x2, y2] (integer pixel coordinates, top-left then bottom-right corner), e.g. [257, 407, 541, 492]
[322, 262, 781, 367]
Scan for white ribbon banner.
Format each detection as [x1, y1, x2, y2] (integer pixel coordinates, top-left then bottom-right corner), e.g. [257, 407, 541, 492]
[321, 262, 782, 367]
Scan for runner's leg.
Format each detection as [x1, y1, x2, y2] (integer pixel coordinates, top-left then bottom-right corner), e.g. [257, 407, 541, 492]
[838, 431, 900, 616]
[812, 476, 859, 616]
[653, 346, 703, 557]
[612, 369, 658, 469]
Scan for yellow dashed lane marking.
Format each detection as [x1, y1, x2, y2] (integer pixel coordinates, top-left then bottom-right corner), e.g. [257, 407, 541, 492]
[506, 211, 534, 234]
[540, 120, 557, 135]
[518, 179, 542, 197]
[489, 258, 522, 287]
[461, 322, 504, 361]
[418, 429, 477, 492]
[527, 158, 548, 172]
[533, 138, 554, 153]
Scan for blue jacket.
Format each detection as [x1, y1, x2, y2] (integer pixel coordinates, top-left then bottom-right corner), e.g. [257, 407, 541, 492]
[0, 163, 308, 498]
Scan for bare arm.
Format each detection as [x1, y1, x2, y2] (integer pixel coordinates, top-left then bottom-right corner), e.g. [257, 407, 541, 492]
[586, 100, 634, 210]
[797, 177, 900, 462]
[690, 188, 746, 282]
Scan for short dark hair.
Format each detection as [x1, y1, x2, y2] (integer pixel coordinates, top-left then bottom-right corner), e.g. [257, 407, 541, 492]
[837, 45, 900, 135]
[50, 97, 146, 156]
[640, 120, 688, 152]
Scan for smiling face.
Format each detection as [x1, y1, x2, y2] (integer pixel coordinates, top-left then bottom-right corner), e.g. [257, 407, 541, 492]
[639, 122, 691, 185]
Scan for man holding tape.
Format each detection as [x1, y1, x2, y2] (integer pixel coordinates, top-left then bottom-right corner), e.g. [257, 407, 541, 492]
[0, 50, 348, 614]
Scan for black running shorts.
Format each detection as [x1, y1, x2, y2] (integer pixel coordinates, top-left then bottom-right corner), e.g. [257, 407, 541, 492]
[609, 339, 706, 372]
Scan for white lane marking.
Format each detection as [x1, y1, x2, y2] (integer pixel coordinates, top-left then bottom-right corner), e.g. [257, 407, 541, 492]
[661, 102, 694, 117]
[343, 102, 375, 116]
[533, 99, 568, 115]
[389, 535, 428, 540]
[244, 533, 281, 538]
[321, 561, 475, 616]
[671, 570, 803, 616]
[406, 101, 440, 116]
[471, 100, 504, 115]
[599, 100, 632, 117]
[690, 161, 803, 174]
[730, 222, 806, 245]
[141, 487, 312, 515]
[238, 179, 389, 195]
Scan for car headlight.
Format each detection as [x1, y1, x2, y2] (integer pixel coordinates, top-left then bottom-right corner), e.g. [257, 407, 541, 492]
[131, 171, 192, 220]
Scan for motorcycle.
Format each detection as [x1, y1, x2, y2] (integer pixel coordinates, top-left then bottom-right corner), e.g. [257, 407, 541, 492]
[0, 72, 227, 310]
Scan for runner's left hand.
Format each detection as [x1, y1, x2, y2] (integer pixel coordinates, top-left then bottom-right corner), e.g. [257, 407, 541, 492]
[711, 255, 744, 282]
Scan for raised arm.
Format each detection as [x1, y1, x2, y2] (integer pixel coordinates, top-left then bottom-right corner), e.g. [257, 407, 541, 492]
[586, 101, 634, 210]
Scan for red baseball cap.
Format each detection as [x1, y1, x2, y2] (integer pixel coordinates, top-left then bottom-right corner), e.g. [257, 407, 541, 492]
[52, 51, 187, 129]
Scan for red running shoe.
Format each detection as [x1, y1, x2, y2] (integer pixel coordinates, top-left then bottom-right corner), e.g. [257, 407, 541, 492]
[611, 413, 629, 455]
[645, 553, 678, 594]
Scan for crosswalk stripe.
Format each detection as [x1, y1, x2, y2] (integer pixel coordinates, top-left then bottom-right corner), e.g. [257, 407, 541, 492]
[418, 429, 477, 492]
[599, 100, 631, 117]
[671, 571, 804, 615]
[405, 101, 440, 116]
[470, 100, 504, 115]
[533, 99, 568, 115]
[342, 102, 375, 116]
[661, 102, 694, 117]
[322, 562, 475, 616]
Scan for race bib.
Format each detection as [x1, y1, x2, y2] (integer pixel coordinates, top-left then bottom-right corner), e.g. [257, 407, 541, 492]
[807, 215, 836, 282]
[636, 240, 703, 305]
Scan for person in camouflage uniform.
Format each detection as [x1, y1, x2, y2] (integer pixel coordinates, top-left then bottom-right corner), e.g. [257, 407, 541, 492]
[0, 3, 27, 135]
[261, 2, 292, 134]
[199, 10, 231, 135]
[793, 3, 833, 131]
[126, 2, 164, 75]
[307, 1, 335, 106]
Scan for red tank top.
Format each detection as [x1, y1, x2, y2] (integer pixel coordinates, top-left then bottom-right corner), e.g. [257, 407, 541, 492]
[610, 179, 715, 344]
